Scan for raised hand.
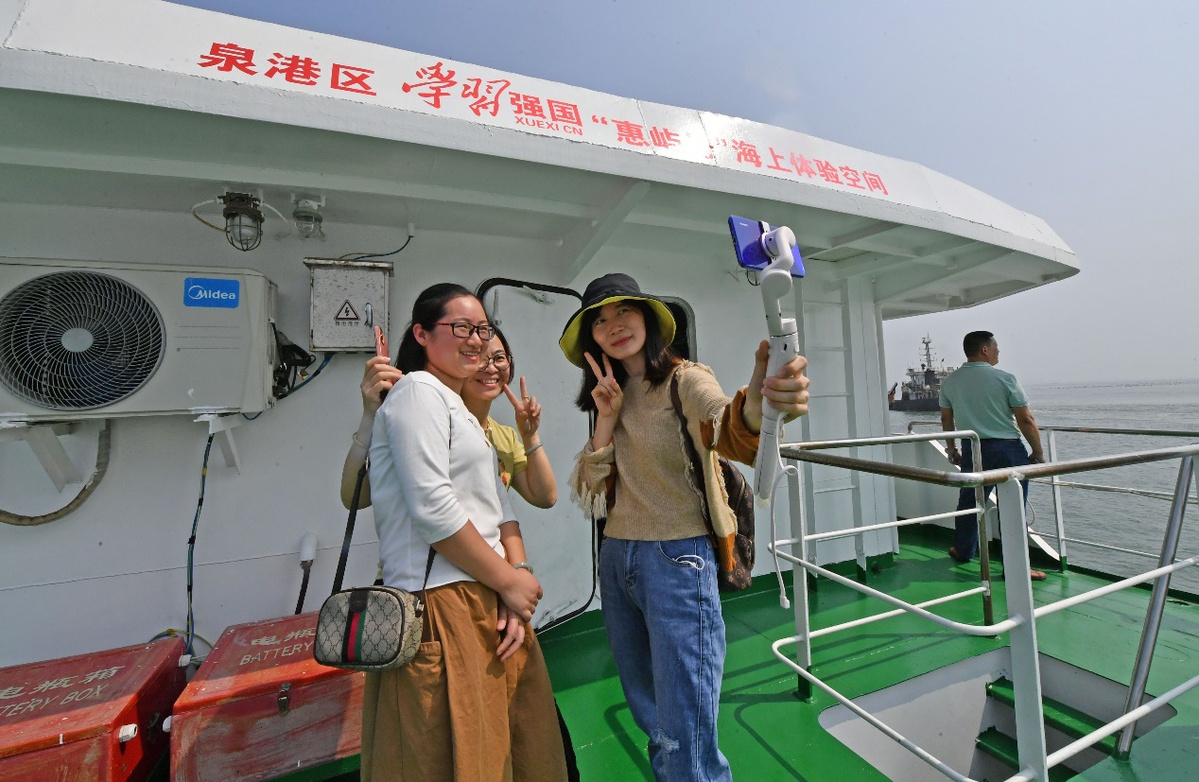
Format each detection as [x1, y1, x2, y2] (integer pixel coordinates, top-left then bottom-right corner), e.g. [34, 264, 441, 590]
[502, 376, 542, 441]
[584, 352, 623, 420]
[361, 356, 403, 415]
[744, 340, 810, 432]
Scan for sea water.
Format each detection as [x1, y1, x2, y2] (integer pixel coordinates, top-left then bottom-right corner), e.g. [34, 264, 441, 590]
[888, 378, 1199, 593]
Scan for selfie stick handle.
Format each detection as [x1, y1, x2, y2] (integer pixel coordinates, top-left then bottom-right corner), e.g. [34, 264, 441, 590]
[753, 226, 800, 504]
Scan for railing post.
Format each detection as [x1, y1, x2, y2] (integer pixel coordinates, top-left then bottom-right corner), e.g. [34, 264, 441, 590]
[997, 475, 1049, 781]
[970, 435, 995, 626]
[1047, 429, 1068, 573]
[787, 458, 814, 700]
[1116, 455, 1195, 757]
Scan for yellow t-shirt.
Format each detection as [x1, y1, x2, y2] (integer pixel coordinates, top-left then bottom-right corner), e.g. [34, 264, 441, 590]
[485, 417, 527, 491]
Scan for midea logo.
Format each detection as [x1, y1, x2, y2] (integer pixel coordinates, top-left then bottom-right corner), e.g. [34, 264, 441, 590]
[187, 285, 237, 300]
[184, 277, 240, 309]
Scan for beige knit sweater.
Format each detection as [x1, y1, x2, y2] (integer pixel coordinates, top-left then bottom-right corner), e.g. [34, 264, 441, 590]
[570, 361, 759, 543]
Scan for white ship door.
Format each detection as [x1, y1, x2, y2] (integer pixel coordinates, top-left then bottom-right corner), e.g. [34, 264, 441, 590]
[477, 279, 594, 628]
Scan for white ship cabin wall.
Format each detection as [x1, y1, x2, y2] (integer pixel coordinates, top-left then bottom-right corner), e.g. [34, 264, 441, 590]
[0, 0, 1077, 667]
[0, 207, 889, 666]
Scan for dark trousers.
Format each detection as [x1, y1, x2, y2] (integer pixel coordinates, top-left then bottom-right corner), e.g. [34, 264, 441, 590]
[955, 439, 1030, 560]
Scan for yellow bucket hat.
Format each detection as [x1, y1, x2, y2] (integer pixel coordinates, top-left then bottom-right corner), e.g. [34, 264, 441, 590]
[558, 273, 676, 367]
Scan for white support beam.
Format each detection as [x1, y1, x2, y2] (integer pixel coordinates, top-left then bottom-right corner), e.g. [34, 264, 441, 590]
[827, 221, 901, 250]
[874, 248, 1014, 301]
[0, 422, 87, 492]
[559, 180, 651, 283]
[195, 413, 245, 473]
[0, 146, 594, 219]
[826, 252, 905, 281]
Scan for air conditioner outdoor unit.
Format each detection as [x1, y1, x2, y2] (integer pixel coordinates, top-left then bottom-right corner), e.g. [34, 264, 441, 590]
[0, 259, 277, 423]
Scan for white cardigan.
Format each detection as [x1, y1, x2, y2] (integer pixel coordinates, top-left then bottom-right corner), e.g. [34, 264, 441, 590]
[370, 371, 515, 590]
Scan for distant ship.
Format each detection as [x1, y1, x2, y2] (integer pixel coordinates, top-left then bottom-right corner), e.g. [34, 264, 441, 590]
[889, 336, 956, 412]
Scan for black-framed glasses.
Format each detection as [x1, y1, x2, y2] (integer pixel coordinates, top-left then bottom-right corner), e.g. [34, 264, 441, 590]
[477, 353, 510, 371]
[435, 322, 496, 340]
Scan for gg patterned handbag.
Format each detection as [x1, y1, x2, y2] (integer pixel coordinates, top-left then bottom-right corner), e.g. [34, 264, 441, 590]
[314, 580, 429, 671]
[313, 464, 435, 671]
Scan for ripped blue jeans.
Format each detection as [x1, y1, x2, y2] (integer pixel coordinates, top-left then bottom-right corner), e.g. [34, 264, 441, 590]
[599, 536, 732, 781]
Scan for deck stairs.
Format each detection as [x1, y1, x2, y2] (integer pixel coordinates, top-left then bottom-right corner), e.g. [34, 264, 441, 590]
[975, 676, 1119, 781]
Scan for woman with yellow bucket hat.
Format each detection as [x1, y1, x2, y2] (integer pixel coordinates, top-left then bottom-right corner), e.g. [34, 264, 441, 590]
[560, 272, 810, 781]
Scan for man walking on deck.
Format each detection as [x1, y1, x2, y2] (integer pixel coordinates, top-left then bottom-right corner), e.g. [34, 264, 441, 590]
[939, 331, 1046, 578]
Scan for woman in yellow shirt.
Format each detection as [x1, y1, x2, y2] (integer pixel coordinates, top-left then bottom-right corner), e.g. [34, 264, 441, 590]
[341, 326, 556, 512]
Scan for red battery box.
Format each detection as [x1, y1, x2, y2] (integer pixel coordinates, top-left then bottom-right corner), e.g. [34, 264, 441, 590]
[170, 612, 363, 781]
[0, 637, 187, 782]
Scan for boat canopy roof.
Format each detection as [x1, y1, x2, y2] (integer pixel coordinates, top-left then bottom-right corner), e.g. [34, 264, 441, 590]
[0, 0, 1078, 315]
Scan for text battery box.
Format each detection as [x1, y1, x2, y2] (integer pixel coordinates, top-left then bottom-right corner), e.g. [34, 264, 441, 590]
[170, 612, 363, 782]
[304, 259, 393, 352]
[0, 637, 187, 782]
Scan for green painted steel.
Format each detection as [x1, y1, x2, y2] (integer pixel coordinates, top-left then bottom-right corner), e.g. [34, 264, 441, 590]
[987, 677, 1118, 756]
[536, 527, 1199, 781]
[297, 526, 1199, 781]
[976, 728, 1077, 782]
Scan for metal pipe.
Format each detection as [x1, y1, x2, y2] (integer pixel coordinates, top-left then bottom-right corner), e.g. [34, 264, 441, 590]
[1048, 429, 1068, 572]
[1030, 478, 1199, 504]
[776, 550, 1021, 636]
[772, 638, 982, 782]
[906, 421, 1199, 439]
[786, 459, 813, 685]
[1054, 536, 1189, 562]
[970, 437, 994, 625]
[1033, 557, 1198, 619]
[1040, 425, 1199, 438]
[803, 509, 975, 543]
[1117, 456, 1196, 756]
[779, 443, 1199, 487]
[1049, 668, 1199, 768]
[996, 477, 1049, 782]
[788, 429, 980, 450]
[809, 587, 986, 638]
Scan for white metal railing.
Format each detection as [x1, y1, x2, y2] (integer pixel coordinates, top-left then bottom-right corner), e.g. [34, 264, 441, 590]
[1040, 426, 1199, 575]
[906, 422, 1199, 567]
[769, 434, 1199, 782]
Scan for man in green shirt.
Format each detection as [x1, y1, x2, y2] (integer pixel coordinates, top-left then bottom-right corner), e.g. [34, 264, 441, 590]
[939, 331, 1045, 575]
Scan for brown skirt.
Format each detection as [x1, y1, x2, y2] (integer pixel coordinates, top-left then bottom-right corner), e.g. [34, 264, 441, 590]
[362, 580, 567, 782]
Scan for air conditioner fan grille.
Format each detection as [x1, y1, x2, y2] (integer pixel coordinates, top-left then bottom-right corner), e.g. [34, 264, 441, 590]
[0, 271, 165, 410]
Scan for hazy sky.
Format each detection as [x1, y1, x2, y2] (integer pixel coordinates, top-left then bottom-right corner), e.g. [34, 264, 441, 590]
[180, 0, 1199, 386]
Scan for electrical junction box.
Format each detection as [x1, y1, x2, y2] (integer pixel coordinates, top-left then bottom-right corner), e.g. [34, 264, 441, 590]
[304, 259, 393, 352]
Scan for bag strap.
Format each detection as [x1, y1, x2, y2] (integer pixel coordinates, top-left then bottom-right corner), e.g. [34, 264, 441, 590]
[669, 373, 713, 528]
[333, 462, 438, 597]
[332, 463, 368, 594]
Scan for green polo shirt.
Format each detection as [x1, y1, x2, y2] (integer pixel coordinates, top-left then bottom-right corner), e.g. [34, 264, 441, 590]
[938, 362, 1028, 440]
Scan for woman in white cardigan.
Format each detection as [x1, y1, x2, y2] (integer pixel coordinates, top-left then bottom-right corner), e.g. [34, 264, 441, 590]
[362, 282, 566, 782]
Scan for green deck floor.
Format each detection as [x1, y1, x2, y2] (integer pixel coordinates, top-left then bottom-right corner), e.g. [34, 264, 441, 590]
[538, 528, 1199, 781]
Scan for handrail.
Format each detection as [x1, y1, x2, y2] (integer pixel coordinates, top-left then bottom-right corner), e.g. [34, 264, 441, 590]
[780, 442, 1199, 486]
[907, 420, 1199, 441]
[785, 429, 995, 623]
[775, 548, 1021, 636]
[773, 430, 1199, 782]
[1117, 456, 1195, 754]
[1040, 425, 1199, 437]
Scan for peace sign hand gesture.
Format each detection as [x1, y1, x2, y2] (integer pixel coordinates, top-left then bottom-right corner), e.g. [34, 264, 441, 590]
[502, 376, 542, 441]
[584, 352, 623, 420]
